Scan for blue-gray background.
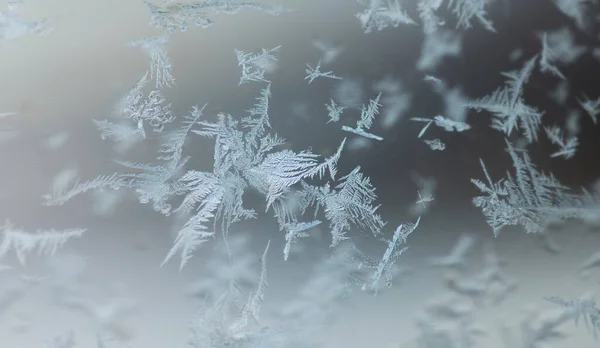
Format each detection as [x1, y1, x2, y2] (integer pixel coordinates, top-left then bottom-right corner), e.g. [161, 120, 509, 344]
[1, 0, 600, 347]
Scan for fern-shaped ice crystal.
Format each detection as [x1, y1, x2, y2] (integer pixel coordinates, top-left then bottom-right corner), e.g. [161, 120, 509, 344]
[472, 140, 578, 236]
[544, 125, 578, 159]
[128, 35, 176, 89]
[342, 93, 384, 141]
[0, 220, 86, 266]
[447, 0, 496, 32]
[300, 166, 386, 246]
[466, 56, 543, 143]
[364, 217, 420, 292]
[538, 32, 565, 80]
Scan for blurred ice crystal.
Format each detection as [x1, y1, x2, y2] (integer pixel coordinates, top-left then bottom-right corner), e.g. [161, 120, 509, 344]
[333, 78, 365, 109]
[45, 331, 75, 348]
[44, 130, 71, 151]
[356, 0, 416, 33]
[0, 1, 50, 40]
[312, 39, 343, 65]
[417, 30, 462, 71]
[91, 188, 124, 217]
[372, 76, 412, 130]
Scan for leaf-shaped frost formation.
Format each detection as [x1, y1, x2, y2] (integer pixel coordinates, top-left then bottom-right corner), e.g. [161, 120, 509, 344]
[42, 173, 132, 206]
[162, 190, 220, 270]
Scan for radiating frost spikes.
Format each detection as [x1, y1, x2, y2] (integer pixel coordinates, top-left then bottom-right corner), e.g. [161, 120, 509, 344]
[305, 59, 342, 84]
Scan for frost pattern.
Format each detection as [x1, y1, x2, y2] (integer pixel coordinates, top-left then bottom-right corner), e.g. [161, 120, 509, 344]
[545, 294, 600, 340]
[117, 73, 176, 134]
[282, 220, 321, 261]
[325, 98, 345, 123]
[424, 138, 446, 150]
[409, 173, 437, 216]
[447, 0, 495, 32]
[299, 166, 386, 246]
[143, 0, 288, 33]
[471, 140, 584, 236]
[235, 46, 280, 85]
[356, 0, 416, 33]
[186, 238, 387, 347]
[411, 115, 471, 138]
[417, 0, 445, 35]
[94, 72, 175, 144]
[0, 1, 50, 40]
[364, 217, 419, 292]
[6, 0, 600, 346]
[538, 33, 565, 80]
[46, 76, 394, 270]
[416, 190, 435, 209]
[304, 60, 342, 84]
[466, 55, 543, 143]
[544, 125, 578, 159]
[341, 93, 384, 141]
[501, 305, 575, 347]
[187, 239, 275, 347]
[578, 94, 600, 124]
[128, 35, 176, 89]
[0, 220, 85, 266]
[228, 240, 270, 334]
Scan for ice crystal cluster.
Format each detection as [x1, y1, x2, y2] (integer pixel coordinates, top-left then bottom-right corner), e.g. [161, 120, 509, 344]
[2, 0, 600, 347]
